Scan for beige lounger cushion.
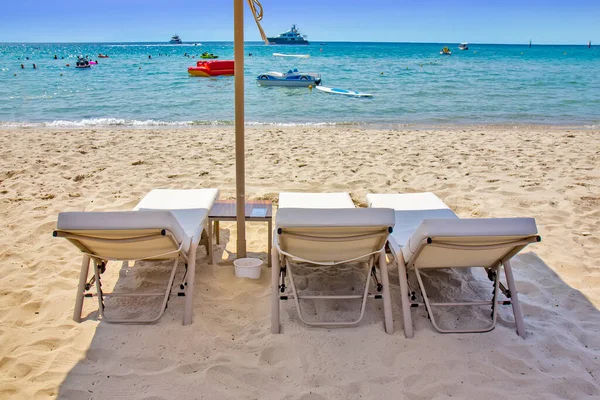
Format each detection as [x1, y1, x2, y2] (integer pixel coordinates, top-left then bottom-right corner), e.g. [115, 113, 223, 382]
[403, 218, 539, 268]
[57, 189, 219, 260]
[134, 188, 219, 211]
[278, 192, 355, 209]
[134, 188, 219, 243]
[367, 192, 459, 247]
[56, 210, 189, 259]
[366, 192, 450, 211]
[367, 193, 538, 268]
[276, 208, 394, 263]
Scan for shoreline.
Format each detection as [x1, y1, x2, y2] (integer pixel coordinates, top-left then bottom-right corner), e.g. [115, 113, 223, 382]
[1, 121, 599, 130]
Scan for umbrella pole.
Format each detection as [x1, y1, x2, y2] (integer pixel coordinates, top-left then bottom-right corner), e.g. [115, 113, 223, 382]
[234, 0, 246, 258]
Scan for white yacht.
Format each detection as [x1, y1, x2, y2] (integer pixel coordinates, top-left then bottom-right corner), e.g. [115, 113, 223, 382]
[169, 34, 182, 44]
[267, 25, 309, 45]
[458, 43, 468, 50]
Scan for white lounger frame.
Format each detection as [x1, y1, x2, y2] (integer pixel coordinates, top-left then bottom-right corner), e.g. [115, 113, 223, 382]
[271, 228, 394, 334]
[54, 227, 210, 325]
[395, 235, 541, 338]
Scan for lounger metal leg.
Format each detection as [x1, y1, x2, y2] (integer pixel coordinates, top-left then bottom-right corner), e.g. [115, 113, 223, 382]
[95, 257, 180, 324]
[183, 241, 197, 325]
[503, 260, 526, 338]
[271, 249, 281, 333]
[267, 219, 272, 268]
[287, 259, 375, 327]
[93, 258, 105, 320]
[379, 250, 394, 334]
[396, 257, 414, 338]
[415, 266, 500, 334]
[206, 221, 213, 265]
[73, 255, 90, 323]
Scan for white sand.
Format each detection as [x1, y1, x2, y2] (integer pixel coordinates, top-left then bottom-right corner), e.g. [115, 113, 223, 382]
[0, 126, 598, 399]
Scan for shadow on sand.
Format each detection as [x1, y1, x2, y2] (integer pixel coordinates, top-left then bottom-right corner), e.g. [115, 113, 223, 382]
[58, 246, 600, 399]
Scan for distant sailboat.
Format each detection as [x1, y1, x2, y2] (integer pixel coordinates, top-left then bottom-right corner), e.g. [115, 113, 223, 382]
[589, 41, 592, 49]
[528, 40, 532, 48]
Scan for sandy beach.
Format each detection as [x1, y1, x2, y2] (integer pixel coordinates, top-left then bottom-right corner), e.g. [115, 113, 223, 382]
[0, 125, 599, 399]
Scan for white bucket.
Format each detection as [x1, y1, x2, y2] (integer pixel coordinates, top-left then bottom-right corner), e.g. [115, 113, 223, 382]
[233, 258, 263, 279]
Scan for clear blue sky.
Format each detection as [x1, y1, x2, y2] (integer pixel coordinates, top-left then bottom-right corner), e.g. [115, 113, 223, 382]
[0, 0, 597, 44]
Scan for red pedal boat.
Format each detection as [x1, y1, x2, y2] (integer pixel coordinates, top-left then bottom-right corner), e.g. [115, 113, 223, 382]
[188, 60, 234, 77]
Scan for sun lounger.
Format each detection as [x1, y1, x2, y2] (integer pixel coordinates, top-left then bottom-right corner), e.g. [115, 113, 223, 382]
[54, 188, 219, 325]
[272, 192, 396, 334]
[367, 192, 540, 338]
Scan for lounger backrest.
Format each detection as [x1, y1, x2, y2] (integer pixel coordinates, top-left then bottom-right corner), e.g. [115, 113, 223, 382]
[403, 218, 540, 269]
[276, 208, 395, 263]
[54, 211, 188, 261]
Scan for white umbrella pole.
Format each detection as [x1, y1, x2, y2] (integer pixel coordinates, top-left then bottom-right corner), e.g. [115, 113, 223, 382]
[234, 0, 246, 258]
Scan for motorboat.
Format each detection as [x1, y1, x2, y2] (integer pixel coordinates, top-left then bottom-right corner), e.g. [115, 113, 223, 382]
[458, 43, 468, 50]
[440, 46, 452, 55]
[169, 34, 182, 44]
[267, 24, 309, 45]
[256, 53, 321, 87]
[188, 60, 234, 77]
[257, 71, 321, 87]
[75, 57, 91, 69]
[200, 52, 219, 59]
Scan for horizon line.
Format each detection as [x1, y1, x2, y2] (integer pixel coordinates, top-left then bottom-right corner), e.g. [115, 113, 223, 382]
[0, 40, 595, 46]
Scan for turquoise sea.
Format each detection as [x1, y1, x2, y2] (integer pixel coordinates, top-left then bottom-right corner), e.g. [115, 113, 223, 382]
[0, 42, 599, 127]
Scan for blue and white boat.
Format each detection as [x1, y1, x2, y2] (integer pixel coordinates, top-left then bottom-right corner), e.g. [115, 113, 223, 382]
[257, 53, 321, 87]
[267, 25, 309, 45]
